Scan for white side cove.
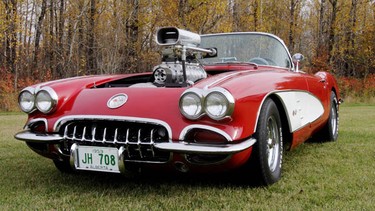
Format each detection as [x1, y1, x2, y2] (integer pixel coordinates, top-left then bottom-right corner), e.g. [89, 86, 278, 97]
[275, 91, 324, 132]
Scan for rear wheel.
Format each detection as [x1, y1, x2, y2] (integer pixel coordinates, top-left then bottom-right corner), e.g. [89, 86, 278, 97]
[250, 98, 283, 186]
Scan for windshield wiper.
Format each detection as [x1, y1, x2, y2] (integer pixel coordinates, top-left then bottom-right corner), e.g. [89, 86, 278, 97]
[208, 61, 259, 68]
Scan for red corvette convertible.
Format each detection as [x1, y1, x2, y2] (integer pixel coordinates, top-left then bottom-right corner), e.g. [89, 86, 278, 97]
[15, 27, 340, 185]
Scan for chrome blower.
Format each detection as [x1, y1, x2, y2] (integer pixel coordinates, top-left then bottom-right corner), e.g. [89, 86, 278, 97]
[153, 27, 217, 87]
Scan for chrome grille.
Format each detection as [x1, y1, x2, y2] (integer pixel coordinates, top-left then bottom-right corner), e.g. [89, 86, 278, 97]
[59, 120, 171, 163]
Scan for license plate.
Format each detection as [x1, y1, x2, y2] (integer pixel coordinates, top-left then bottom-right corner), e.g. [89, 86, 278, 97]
[75, 145, 120, 173]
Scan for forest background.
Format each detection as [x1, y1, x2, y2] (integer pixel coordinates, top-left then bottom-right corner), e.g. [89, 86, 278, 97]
[0, 0, 374, 111]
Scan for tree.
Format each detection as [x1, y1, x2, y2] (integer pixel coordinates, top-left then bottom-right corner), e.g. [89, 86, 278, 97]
[327, 0, 338, 64]
[124, 0, 139, 72]
[32, 0, 47, 74]
[3, 0, 18, 74]
[87, 0, 97, 74]
[0, 0, 374, 84]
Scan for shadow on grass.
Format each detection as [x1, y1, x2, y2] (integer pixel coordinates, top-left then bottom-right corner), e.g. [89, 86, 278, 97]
[47, 164, 264, 191]
[24, 142, 332, 193]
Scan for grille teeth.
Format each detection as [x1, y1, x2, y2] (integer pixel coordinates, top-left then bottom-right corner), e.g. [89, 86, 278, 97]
[136, 129, 143, 158]
[61, 121, 170, 163]
[82, 127, 87, 141]
[91, 126, 96, 142]
[102, 128, 107, 143]
[113, 128, 118, 144]
[150, 129, 155, 157]
[73, 126, 77, 140]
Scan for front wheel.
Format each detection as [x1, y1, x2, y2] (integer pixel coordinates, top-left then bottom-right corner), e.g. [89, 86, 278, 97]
[249, 98, 283, 186]
[320, 91, 339, 142]
[53, 158, 75, 174]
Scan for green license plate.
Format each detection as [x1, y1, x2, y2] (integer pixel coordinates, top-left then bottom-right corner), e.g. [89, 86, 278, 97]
[76, 145, 120, 173]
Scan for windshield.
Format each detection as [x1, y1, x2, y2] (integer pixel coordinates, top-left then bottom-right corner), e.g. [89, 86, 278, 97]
[200, 33, 292, 69]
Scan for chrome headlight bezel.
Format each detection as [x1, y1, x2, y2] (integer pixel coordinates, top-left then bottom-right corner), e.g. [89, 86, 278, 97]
[35, 86, 58, 114]
[18, 87, 36, 113]
[204, 88, 235, 121]
[179, 87, 235, 121]
[179, 89, 204, 120]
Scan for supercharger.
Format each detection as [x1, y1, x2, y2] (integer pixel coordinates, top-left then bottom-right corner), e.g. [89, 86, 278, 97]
[150, 27, 215, 86]
[153, 62, 207, 85]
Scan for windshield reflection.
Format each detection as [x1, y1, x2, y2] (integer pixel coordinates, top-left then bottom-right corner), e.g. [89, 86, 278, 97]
[200, 33, 292, 69]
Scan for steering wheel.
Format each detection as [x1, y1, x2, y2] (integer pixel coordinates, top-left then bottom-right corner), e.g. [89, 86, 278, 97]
[249, 57, 269, 65]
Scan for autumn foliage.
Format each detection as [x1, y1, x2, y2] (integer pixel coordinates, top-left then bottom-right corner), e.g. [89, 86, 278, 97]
[0, 0, 374, 111]
[338, 75, 375, 103]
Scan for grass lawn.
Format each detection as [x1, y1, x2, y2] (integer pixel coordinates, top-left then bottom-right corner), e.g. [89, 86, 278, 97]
[0, 104, 374, 210]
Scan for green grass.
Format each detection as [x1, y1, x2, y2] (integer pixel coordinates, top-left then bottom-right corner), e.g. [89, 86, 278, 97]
[1, 105, 374, 210]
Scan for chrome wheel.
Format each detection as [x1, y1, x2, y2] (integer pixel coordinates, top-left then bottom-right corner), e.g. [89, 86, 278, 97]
[266, 116, 281, 172]
[331, 104, 338, 136]
[250, 98, 283, 186]
[319, 91, 339, 142]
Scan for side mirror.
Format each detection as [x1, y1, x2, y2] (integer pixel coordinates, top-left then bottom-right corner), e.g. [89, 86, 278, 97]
[292, 53, 304, 62]
[292, 53, 304, 72]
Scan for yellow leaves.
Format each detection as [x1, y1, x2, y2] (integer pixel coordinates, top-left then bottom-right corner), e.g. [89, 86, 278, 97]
[0, 0, 373, 78]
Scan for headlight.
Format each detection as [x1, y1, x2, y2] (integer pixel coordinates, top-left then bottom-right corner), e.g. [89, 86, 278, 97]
[18, 88, 35, 113]
[179, 90, 203, 120]
[204, 88, 235, 120]
[35, 87, 58, 114]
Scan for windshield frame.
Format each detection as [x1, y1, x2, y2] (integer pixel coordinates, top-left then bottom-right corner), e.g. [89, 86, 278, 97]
[200, 32, 295, 71]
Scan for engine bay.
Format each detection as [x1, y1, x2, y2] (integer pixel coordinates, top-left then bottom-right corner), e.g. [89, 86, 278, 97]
[98, 60, 208, 88]
[99, 27, 217, 88]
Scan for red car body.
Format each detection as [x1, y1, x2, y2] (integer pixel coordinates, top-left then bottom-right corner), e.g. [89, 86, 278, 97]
[15, 27, 340, 185]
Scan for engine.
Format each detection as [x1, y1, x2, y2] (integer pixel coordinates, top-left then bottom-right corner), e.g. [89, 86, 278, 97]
[153, 62, 207, 86]
[151, 27, 216, 87]
[111, 27, 217, 88]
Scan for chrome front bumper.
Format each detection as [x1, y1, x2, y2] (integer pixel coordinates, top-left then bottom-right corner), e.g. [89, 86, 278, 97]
[155, 139, 256, 154]
[15, 130, 256, 155]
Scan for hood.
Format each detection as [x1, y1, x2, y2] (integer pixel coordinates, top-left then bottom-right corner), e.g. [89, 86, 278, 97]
[29, 74, 190, 137]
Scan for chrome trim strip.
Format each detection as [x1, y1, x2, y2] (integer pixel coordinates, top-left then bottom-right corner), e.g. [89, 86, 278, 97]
[53, 115, 173, 140]
[20, 86, 36, 94]
[179, 124, 233, 142]
[15, 129, 255, 155]
[23, 118, 48, 131]
[274, 91, 324, 132]
[254, 90, 325, 133]
[118, 146, 126, 174]
[34, 76, 93, 93]
[154, 137, 256, 155]
[14, 130, 63, 143]
[70, 143, 78, 169]
[204, 71, 247, 90]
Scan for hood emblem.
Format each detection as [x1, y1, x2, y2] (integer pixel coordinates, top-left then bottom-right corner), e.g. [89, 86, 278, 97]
[107, 93, 128, 109]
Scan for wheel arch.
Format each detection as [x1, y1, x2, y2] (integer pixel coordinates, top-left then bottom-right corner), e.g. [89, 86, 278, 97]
[326, 72, 341, 103]
[252, 93, 293, 151]
[331, 86, 339, 104]
[268, 94, 293, 151]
